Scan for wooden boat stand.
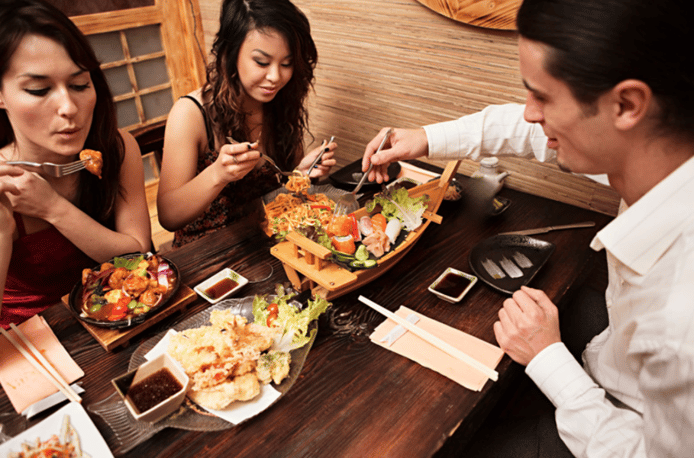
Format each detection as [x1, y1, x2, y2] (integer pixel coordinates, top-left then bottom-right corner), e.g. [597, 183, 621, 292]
[271, 160, 462, 300]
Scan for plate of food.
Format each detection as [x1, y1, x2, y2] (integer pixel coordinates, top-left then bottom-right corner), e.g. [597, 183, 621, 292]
[90, 285, 330, 434]
[68, 252, 180, 329]
[265, 180, 429, 271]
[469, 234, 555, 294]
[0, 402, 113, 457]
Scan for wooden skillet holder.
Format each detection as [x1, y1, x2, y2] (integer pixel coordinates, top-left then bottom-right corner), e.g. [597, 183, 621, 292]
[271, 160, 461, 301]
[61, 284, 196, 351]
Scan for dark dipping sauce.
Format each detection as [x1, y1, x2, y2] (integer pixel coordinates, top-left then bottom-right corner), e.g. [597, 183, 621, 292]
[204, 277, 238, 300]
[127, 368, 182, 413]
[433, 272, 472, 298]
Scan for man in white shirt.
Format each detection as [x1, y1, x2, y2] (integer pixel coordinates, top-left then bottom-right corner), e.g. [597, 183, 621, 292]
[362, 0, 694, 456]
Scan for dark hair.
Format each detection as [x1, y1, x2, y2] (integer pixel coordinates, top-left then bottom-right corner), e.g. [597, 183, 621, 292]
[203, 0, 317, 170]
[0, 0, 124, 225]
[517, 0, 694, 139]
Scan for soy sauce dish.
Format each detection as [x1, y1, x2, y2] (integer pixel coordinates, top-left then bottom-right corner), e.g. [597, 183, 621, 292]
[428, 268, 478, 303]
[112, 353, 189, 423]
[194, 268, 248, 304]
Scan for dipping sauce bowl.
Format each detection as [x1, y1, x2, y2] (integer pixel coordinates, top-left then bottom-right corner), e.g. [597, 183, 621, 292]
[428, 267, 477, 303]
[112, 353, 189, 423]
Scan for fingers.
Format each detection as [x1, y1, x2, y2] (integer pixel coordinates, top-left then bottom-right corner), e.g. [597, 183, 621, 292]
[0, 163, 25, 180]
[220, 141, 260, 167]
[519, 286, 554, 311]
[362, 127, 393, 182]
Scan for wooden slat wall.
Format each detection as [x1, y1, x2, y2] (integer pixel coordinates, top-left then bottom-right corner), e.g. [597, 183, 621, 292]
[198, 0, 620, 216]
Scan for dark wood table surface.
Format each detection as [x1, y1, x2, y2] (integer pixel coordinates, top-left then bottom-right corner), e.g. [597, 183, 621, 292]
[0, 162, 614, 457]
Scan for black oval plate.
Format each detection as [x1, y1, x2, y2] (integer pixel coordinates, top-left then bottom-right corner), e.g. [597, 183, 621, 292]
[68, 253, 181, 329]
[329, 160, 401, 191]
[469, 234, 555, 295]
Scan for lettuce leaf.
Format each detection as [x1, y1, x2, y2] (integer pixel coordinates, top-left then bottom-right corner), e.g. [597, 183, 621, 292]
[252, 285, 331, 351]
[366, 187, 429, 231]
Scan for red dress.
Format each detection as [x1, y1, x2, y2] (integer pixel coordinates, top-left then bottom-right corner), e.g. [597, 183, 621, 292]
[1, 213, 93, 328]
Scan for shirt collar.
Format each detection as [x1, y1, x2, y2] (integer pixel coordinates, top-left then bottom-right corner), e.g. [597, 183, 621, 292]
[591, 155, 694, 276]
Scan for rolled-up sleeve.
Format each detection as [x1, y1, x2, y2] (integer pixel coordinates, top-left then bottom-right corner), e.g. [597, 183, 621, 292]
[424, 103, 553, 162]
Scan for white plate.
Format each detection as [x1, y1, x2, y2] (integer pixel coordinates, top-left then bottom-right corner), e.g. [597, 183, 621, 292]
[0, 402, 113, 457]
[193, 268, 248, 304]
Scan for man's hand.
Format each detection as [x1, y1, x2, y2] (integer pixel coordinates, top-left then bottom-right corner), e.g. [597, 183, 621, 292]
[493, 286, 561, 366]
[362, 127, 429, 183]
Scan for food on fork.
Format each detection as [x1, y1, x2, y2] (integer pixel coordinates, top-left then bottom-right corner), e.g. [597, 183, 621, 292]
[284, 171, 311, 194]
[79, 149, 102, 179]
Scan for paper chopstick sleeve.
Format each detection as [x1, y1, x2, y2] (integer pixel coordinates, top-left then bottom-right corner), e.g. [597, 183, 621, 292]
[370, 306, 503, 391]
[0, 315, 84, 413]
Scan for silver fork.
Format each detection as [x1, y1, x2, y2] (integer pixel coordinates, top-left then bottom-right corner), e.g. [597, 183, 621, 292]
[226, 136, 292, 177]
[5, 159, 87, 177]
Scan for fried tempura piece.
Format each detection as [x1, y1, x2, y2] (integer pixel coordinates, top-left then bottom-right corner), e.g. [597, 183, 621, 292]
[167, 310, 279, 406]
[187, 373, 260, 410]
[79, 148, 103, 179]
[257, 350, 291, 385]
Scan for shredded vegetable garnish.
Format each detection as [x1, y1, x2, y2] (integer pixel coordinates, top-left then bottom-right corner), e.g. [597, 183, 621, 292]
[8, 415, 89, 458]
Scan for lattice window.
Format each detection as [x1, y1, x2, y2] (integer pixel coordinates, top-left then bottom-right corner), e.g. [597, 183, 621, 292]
[69, 0, 206, 136]
[87, 25, 173, 130]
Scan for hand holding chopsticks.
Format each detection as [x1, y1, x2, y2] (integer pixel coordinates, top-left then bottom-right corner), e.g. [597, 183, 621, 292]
[0, 324, 81, 403]
[358, 296, 499, 381]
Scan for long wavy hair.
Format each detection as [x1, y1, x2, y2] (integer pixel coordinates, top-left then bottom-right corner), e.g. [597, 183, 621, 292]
[0, 0, 123, 226]
[517, 0, 694, 141]
[203, 0, 317, 171]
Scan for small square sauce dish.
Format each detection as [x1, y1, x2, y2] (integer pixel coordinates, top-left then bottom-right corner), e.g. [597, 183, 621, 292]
[194, 267, 248, 304]
[112, 353, 189, 423]
[428, 267, 478, 303]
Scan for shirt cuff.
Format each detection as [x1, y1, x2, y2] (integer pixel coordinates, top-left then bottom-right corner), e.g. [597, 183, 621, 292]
[526, 342, 598, 408]
[424, 116, 482, 161]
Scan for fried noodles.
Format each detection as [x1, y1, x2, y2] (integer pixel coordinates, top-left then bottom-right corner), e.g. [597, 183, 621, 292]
[264, 193, 334, 237]
[284, 172, 311, 194]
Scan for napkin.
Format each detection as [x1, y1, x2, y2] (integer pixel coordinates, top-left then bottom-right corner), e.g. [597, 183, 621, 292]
[370, 306, 504, 391]
[0, 315, 84, 413]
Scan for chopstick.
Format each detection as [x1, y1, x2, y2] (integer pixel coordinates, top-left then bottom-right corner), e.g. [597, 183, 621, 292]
[358, 296, 499, 381]
[0, 325, 81, 403]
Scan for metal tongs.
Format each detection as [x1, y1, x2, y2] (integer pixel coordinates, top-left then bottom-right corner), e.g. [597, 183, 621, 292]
[333, 128, 392, 216]
[305, 136, 334, 176]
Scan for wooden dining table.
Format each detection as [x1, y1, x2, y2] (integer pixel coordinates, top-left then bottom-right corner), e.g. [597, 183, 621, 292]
[0, 161, 614, 457]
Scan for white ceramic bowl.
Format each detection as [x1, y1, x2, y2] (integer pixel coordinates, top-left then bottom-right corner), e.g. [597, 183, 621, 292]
[428, 267, 477, 303]
[193, 267, 248, 304]
[112, 353, 189, 423]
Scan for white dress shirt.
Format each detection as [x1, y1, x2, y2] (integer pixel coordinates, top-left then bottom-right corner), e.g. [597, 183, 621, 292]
[424, 103, 694, 457]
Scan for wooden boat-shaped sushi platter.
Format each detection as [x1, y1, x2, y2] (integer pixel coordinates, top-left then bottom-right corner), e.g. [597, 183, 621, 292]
[271, 160, 462, 300]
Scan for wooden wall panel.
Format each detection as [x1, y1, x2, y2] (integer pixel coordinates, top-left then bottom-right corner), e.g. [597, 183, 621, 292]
[198, 0, 620, 216]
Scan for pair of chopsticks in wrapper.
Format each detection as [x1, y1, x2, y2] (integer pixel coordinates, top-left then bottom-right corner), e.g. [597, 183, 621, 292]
[358, 296, 499, 381]
[0, 324, 81, 403]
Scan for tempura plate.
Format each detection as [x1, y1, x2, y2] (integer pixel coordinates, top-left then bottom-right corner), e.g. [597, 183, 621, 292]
[88, 295, 315, 449]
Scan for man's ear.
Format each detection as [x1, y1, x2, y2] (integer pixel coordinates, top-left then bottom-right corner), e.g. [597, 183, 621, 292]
[610, 79, 652, 131]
